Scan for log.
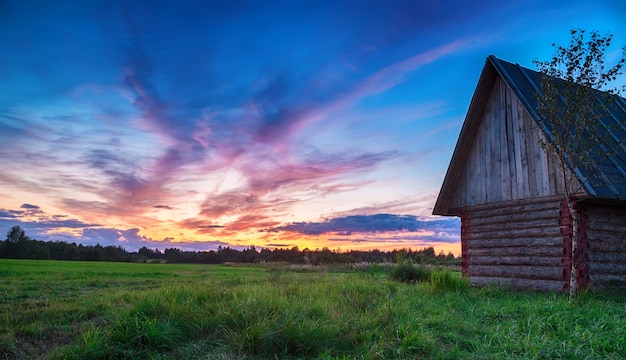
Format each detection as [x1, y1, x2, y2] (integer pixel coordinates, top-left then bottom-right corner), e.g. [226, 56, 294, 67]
[461, 195, 563, 217]
[468, 245, 562, 257]
[586, 222, 626, 232]
[470, 218, 559, 232]
[470, 276, 565, 292]
[469, 208, 559, 226]
[470, 255, 562, 267]
[469, 236, 563, 248]
[588, 263, 626, 274]
[588, 253, 626, 263]
[588, 240, 626, 253]
[469, 227, 561, 240]
[469, 265, 564, 281]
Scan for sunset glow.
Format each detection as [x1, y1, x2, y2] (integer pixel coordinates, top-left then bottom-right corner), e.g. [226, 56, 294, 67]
[1, 1, 624, 256]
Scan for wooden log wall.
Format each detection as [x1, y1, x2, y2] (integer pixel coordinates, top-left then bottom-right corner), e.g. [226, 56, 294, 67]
[585, 204, 626, 289]
[463, 196, 567, 292]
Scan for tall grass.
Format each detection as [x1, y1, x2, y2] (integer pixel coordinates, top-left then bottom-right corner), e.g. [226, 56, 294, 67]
[1, 259, 625, 359]
[389, 261, 431, 283]
[430, 268, 469, 293]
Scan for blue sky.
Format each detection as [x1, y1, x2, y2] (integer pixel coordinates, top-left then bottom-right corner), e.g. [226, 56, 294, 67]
[1, 0, 624, 253]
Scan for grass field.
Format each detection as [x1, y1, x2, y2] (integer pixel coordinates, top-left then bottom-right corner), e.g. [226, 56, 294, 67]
[1, 259, 625, 359]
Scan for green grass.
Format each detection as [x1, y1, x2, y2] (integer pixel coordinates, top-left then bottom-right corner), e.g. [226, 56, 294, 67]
[1, 259, 625, 359]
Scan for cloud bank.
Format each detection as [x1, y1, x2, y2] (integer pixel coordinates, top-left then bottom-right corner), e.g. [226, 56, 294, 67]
[0, 204, 459, 252]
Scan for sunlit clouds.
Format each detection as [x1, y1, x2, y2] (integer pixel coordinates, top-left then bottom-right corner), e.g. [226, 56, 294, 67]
[1, 0, 624, 255]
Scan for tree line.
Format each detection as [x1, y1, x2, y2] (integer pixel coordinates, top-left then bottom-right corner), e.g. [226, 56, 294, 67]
[0, 225, 459, 265]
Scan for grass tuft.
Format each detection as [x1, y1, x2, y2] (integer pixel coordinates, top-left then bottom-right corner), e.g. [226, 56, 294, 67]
[109, 312, 184, 354]
[389, 261, 432, 283]
[430, 268, 470, 293]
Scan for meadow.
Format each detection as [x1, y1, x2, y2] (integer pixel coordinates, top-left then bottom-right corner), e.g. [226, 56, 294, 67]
[1, 259, 625, 359]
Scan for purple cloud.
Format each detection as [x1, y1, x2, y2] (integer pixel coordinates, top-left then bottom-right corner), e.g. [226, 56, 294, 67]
[80, 227, 232, 251]
[20, 204, 40, 209]
[154, 205, 173, 210]
[0, 210, 17, 219]
[275, 214, 459, 236]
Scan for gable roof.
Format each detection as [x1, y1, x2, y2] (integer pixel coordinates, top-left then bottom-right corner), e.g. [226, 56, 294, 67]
[433, 55, 626, 215]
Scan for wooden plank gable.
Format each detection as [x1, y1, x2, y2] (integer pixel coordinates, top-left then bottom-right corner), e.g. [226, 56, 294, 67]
[446, 77, 567, 211]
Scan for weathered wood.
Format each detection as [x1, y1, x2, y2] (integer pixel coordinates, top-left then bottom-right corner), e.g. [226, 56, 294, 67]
[470, 218, 559, 232]
[589, 253, 626, 263]
[444, 77, 569, 211]
[469, 227, 561, 240]
[587, 221, 626, 232]
[468, 236, 563, 248]
[501, 81, 512, 201]
[468, 245, 562, 257]
[583, 204, 626, 288]
[479, 102, 487, 203]
[469, 265, 564, 281]
[588, 240, 625, 253]
[467, 133, 476, 206]
[588, 225, 626, 236]
[469, 208, 559, 226]
[516, 95, 532, 199]
[511, 88, 523, 200]
[531, 123, 556, 196]
[471, 276, 565, 292]
[470, 256, 562, 267]
[588, 263, 626, 273]
[588, 233, 626, 243]
[489, 81, 501, 202]
[524, 104, 538, 197]
[462, 195, 562, 217]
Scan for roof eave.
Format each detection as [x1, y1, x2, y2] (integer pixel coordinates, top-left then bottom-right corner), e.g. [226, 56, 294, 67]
[432, 56, 499, 215]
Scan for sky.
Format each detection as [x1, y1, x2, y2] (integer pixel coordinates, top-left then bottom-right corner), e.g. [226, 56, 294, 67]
[1, 0, 625, 255]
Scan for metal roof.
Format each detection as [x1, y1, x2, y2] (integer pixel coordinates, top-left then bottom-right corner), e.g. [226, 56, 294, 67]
[433, 56, 626, 215]
[489, 55, 626, 201]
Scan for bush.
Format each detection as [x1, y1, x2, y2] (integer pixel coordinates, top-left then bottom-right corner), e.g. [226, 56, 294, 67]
[390, 262, 431, 283]
[430, 269, 469, 293]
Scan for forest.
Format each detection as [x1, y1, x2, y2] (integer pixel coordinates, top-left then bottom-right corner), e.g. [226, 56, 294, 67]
[0, 225, 458, 265]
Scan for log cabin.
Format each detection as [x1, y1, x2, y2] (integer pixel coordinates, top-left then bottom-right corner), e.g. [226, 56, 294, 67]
[433, 55, 626, 291]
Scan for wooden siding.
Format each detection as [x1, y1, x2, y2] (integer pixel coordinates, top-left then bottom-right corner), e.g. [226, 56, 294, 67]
[449, 78, 567, 210]
[462, 197, 567, 292]
[585, 204, 626, 289]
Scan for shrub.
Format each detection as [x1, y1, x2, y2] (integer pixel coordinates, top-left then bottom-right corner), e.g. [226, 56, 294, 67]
[430, 269, 469, 293]
[390, 262, 431, 283]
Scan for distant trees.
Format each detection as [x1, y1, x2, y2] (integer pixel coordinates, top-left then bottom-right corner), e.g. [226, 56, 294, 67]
[138, 246, 165, 260]
[0, 226, 131, 262]
[0, 225, 459, 265]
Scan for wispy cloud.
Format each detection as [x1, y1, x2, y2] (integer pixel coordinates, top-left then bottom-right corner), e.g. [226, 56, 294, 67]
[0, 0, 521, 255]
[59, 2, 492, 237]
[273, 214, 459, 237]
[154, 205, 174, 210]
